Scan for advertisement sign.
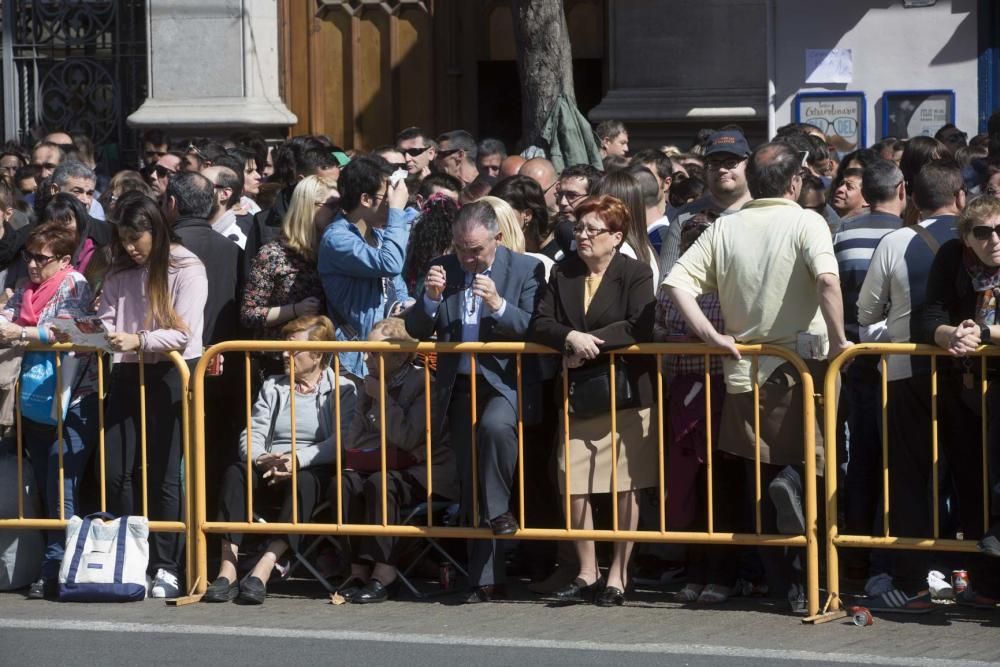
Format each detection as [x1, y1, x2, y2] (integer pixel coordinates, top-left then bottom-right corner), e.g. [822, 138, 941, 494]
[881, 90, 955, 139]
[794, 91, 866, 153]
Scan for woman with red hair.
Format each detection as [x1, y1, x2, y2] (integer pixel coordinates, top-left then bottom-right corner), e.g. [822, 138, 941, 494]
[529, 194, 657, 607]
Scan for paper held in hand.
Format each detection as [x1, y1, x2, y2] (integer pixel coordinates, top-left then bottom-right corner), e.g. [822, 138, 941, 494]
[49, 317, 114, 352]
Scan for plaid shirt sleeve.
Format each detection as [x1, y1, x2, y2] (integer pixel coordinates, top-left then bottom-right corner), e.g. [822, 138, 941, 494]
[654, 287, 725, 378]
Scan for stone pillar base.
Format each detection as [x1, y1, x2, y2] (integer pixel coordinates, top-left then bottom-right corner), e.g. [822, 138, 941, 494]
[128, 96, 297, 131]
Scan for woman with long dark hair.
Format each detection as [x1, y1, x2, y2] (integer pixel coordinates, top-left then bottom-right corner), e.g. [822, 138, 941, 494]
[593, 171, 658, 288]
[98, 191, 208, 599]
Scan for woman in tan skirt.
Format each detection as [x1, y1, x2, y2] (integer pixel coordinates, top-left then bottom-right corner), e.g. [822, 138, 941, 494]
[529, 194, 658, 606]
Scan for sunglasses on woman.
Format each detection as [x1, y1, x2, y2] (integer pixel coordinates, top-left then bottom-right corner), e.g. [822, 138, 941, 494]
[21, 250, 60, 266]
[971, 225, 1000, 241]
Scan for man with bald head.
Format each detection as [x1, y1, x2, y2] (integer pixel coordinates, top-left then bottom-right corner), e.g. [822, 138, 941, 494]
[31, 141, 65, 181]
[203, 165, 247, 249]
[519, 157, 559, 215]
[42, 131, 74, 150]
[500, 155, 525, 179]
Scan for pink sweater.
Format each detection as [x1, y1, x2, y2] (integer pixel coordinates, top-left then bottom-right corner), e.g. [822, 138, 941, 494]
[98, 245, 208, 363]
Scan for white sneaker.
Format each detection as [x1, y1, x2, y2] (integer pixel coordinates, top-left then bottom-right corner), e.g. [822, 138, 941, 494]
[150, 569, 180, 599]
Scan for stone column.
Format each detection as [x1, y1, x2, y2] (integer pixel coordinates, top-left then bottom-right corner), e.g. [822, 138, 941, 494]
[588, 0, 769, 147]
[128, 0, 296, 133]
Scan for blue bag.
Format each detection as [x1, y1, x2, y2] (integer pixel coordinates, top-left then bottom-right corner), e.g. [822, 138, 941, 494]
[19, 351, 75, 426]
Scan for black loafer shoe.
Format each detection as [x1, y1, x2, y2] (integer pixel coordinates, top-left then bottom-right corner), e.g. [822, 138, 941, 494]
[595, 585, 625, 607]
[337, 576, 367, 602]
[237, 576, 267, 605]
[551, 577, 603, 604]
[203, 576, 239, 603]
[27, 578, 57, 600]
[464, 584, 508, 604]
[353, 578, 396, 604]
[489, 512, 518, 536]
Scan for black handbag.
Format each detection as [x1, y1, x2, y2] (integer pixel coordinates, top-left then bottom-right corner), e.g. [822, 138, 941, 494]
[566, 361, 638, 420]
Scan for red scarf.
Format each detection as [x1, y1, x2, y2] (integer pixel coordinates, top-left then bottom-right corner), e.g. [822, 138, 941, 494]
[17, 265, 72, 326]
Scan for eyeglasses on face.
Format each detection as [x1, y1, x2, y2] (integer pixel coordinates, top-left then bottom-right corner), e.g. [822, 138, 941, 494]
[22, 249, 60, 266]
[436, 148, 462, 159]
[401, 146, 431, 157]
[971, 225, 1000, 241]
[556, 189, 586, 205]
[706, 157, 744, 171]
[387, 162, 408, 171]
[572, 225, 611, 238]
[153, 164, 176, 178]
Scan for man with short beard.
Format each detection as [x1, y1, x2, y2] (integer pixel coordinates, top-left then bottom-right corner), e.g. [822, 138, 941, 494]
[659, 130, 753, 277]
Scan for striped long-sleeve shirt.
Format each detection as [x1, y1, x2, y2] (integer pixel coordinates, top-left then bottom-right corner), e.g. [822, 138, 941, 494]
[832, 212, 903, 341]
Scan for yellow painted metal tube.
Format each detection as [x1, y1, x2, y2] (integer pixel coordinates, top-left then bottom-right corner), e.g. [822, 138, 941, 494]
[198, 520, 809, 545]
[610, 353, 619, 531]
[138, 353, 148, 518]
[54, 353, 65, 520]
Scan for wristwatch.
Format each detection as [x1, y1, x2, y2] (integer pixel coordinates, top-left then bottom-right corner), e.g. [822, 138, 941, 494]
[18, 326, 27, 343]
[981, 324, 992, 345]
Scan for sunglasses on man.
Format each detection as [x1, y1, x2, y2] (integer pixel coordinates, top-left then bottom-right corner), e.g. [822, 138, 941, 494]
[153, 164, 176, 178]
[401, 146, 432, 158]
[436, 148, 462, 159]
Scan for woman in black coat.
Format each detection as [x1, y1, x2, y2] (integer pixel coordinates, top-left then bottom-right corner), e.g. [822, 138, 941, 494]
[529, 194, 657, 607]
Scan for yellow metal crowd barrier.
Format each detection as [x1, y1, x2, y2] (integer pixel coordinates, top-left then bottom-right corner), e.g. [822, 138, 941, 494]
[821, 343, 999, 618]
[189, 341, 822, 617]
[0, 345, 194, 592]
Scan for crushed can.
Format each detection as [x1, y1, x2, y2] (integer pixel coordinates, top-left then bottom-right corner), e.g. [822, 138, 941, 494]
[952, 570, 969, 595]
[850, 605, 873, 627]
[439, 563, 454, 590]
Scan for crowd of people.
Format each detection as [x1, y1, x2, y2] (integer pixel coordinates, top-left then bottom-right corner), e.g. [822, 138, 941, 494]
[0, 115, 998, 615]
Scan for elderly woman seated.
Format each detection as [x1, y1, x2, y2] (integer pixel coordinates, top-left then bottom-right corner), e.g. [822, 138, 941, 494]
[334, 317, 458, 603]
[203, 315, 358, 605]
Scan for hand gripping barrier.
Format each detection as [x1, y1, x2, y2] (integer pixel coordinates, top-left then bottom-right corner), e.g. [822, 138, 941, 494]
[0, 344, 194, 599]
[186, 340, 822, 618]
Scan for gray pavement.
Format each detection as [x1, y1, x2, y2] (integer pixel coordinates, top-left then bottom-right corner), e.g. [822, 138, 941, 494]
[1, 583, 998, 666]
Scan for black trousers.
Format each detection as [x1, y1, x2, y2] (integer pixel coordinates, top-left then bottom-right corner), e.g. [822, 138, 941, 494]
[336, 468, 425, 565]
[448, 376, 518, 586]
[685, 454, 744, 588]
[104, 361, 185, 575]
[216, 461, 327, 552]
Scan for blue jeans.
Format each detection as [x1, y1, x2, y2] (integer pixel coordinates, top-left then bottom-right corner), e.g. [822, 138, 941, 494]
[23, 393, 98, 580]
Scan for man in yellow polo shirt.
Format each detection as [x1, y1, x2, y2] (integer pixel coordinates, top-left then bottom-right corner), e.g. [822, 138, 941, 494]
[664, 141, 852, 613]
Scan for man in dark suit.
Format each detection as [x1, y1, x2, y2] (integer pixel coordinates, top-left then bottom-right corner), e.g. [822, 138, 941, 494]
[162, 171, 245, 514]
[405, 200, 544, 603]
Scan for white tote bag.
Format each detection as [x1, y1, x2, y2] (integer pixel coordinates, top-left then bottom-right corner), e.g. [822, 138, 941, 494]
[58, 513, 149, 602]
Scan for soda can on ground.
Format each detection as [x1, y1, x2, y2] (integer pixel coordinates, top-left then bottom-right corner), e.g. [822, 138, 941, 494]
[952, 570, 969, 595]
[850, 606, 874, 627]
[440, 563, 454, 590]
